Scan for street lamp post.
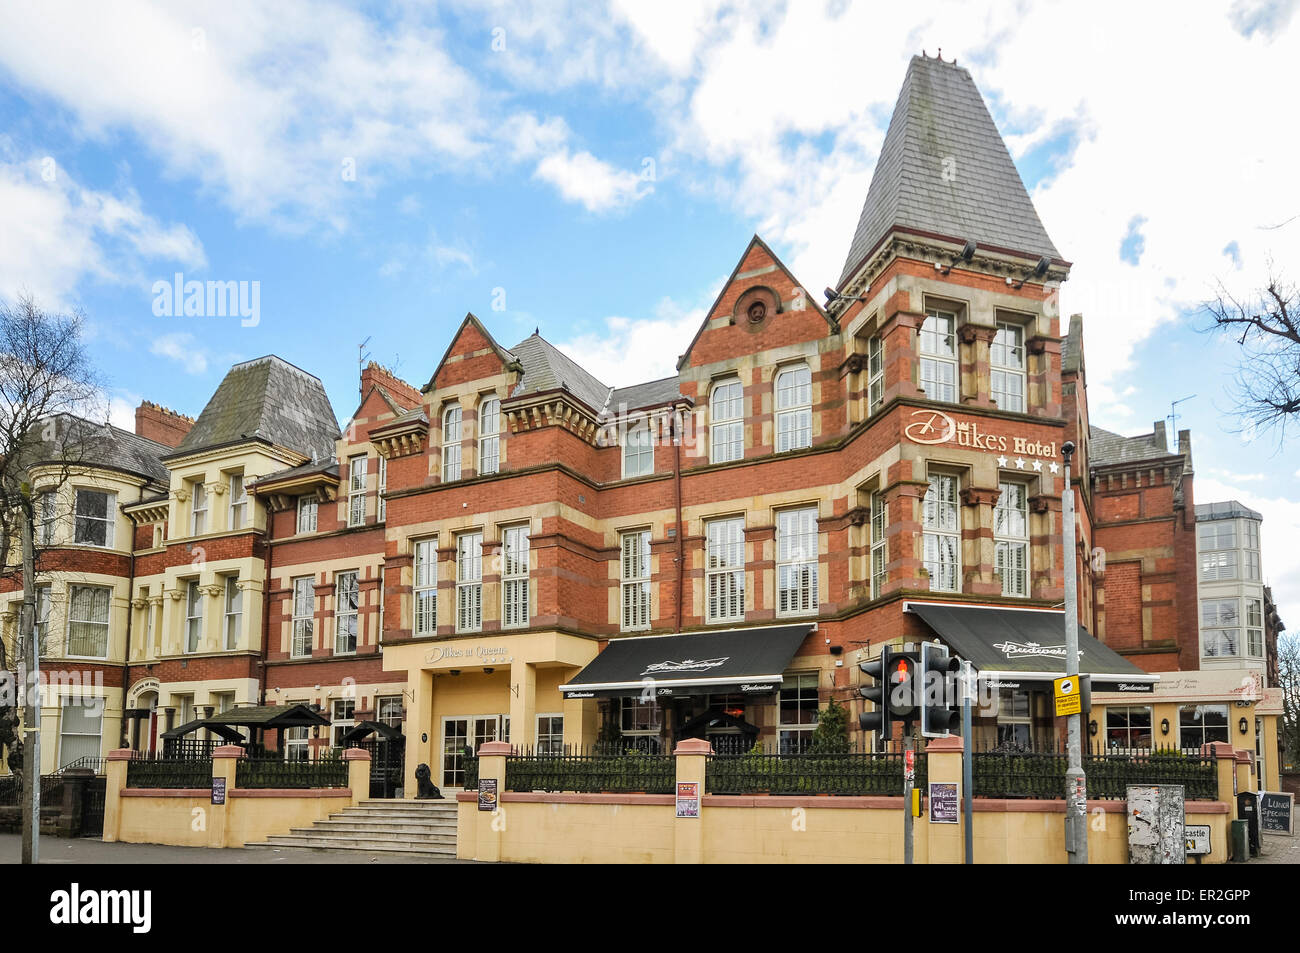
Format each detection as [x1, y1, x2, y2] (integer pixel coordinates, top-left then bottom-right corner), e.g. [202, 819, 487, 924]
[1061, 440, 1088, 864]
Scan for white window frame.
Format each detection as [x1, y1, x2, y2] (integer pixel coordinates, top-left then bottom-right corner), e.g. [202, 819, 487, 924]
[867, 336, 884, 415]
[413, 538, 438, 636]
[331, 698, 355, 748]
[228, 472, 248, 530]
[1104, 705, 1153, 750]
[778, 672, 820, 753]
[709, 378, 744, 464]
[536, 713, 564, 755]
[479, 397, 501, 476]
[502, 525, 530, 629]
[38, 490, 56, 545]
[74, 488, 116, 547]
[297, 495, 318, 534]
[377, 695, 404, 729]
[442, 405, 462, 482]
[334, 571, 359, 655]
[1201, 599, 1240, 658]
[58, 696, 102, 769]
[284, 700, 310, 760]
[223, 576, 242, 650]
[620, 530, 652, 631]
[870, 491, 887, 599]
[184, 580, 203, 654]
[1200, 550, 1237, 582]
[1246, 598, 1264, 658]
[456, 532, 483, 633]
[994, 480, 1029, 597]
[347, 455, 367, 527]
[705, 517, 745, 623]
[622, 420, 654, 478]
[189, 481, 207, 537]
[776, 507, 819, 616]
[919, 307, 958, 404]
[34, 585, 51, 656]
[291, 577, 314, 658]
[990, 320, 1026, 412]
[923, 472, 961, 593]
[775, 365, 812, 453]
[1179, 704, 1229, 751]
[377, 455, 387, 522]
[66, 584, 111, 659]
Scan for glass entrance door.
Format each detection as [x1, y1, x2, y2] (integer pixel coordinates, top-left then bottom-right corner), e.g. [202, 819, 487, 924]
[441, 717, 468, 789]
[472, 714, 509, 750]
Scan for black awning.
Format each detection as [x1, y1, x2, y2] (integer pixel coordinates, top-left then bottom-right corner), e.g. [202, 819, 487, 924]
[160, 718, 246, 742]
[559, 624, 813, 700]
[200, 704, 331, 729]
[338, 721, 403, 744]
[906, 602, 1158, 693]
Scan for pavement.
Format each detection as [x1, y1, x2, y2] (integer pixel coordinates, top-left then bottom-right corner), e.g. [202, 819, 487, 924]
[1246, 836, 1300, 864]
[0, 834, 471, 864]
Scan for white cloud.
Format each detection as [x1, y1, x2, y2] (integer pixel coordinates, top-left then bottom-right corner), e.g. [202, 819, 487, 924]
[0, 151, 204, 305]
[554, 293, 714, 386]
[150, 332, 210, 375]
[534, 150, 651, 213]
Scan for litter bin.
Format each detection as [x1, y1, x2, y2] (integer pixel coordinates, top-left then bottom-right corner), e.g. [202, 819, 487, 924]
[1229, 819, 1249, 862]
[1237, 792, 1260, 856]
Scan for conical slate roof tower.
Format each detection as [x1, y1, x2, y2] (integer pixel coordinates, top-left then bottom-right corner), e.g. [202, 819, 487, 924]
[838, 53, 1062, 290]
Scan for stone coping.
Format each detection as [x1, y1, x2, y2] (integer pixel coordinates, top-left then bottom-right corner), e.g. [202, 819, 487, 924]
[122, 787, 352, 798]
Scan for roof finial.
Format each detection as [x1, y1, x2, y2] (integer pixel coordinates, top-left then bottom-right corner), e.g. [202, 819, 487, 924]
[938, 47, 942, 61]
[534, 326, 539, 336]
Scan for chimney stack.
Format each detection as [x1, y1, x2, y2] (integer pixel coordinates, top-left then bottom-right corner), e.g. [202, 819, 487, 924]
[360, 361, 422, 409]
[135, 401, 195, 448]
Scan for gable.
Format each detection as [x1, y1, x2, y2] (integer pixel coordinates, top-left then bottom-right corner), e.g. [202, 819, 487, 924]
[678, 235, 836, 371]
[423, 313, 517, 393]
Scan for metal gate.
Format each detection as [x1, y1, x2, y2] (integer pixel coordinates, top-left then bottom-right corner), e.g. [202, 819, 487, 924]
[359, 738, 406, 798]
[80, 777, 107, 838]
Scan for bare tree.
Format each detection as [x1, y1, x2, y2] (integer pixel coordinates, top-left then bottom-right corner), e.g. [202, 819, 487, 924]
[1279, 633, 1300, 771]
[0, 292, 104, 864]
[1204, 271, 1300, 438]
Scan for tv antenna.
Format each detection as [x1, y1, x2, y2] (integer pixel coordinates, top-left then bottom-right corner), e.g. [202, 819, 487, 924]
[1168, 394, 1195, 452]
[358, 336, 372, 403]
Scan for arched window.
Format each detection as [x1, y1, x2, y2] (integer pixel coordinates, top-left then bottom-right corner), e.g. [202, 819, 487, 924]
[442, 405, 462, 482]
[479, 397, 501, 475]
[710, 378, 744, 463]
[774, 365, 812, 452]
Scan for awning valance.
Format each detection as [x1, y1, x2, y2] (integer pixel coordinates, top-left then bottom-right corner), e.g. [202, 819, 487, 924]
[559, 624, 813, 700]
[906, 602, 1158, 693]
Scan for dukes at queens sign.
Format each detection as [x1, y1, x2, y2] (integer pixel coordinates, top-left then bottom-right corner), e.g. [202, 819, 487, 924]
[904, 409, 1060, 463]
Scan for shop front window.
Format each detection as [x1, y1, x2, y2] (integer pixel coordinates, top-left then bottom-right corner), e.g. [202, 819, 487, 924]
[1105, 706, 1152, 750]
[996, 688, 1031, 748]
[1179, 704, 1229, 751]
[779, 673, 819, 753]
[618, 698, 662, 753]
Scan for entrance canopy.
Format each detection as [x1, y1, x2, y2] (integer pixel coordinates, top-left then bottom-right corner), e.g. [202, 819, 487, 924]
[337, 720, 403, 745]
[159, 718, 246, 742]
[197, 704, 331, 730]
[559, 624, 813, 700]
[906, 602, 1158, 693]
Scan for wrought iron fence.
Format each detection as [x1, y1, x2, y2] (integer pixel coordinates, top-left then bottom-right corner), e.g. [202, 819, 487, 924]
[236, 753, 348, 789]
[0, 773, 71, 806]
[126, 755, 213, 789]
[505, 747, 674, 794]
[706, 745, 927, 796]
[972, 743, 1218, 800]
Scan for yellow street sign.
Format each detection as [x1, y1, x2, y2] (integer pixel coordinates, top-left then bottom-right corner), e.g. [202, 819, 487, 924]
[1054, 675, 1082, 717]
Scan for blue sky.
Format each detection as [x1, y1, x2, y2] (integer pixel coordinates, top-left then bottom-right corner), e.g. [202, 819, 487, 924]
[2, 0, 1299, 624]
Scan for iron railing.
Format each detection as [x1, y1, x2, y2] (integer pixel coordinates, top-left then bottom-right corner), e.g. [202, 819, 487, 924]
[706, 745, 927, 796]
[0, 773, 69, 806]
[126, 755, 213, 789]
[972, 743, 1218, 800]
[236, 754, 348, 789]
[505, 747, 674, 794]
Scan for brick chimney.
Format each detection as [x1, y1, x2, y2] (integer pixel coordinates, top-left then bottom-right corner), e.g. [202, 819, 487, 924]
[360, 361, 422, 409]
[135, 401, 195, 448]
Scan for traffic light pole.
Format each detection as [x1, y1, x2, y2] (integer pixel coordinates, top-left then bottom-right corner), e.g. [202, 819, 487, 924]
[1062, 441, 1088, 864]
[962, 661, 973, 865]
[902, 728, 914, 865]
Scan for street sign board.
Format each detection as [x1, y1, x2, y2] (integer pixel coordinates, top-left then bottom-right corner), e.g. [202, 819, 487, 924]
[1184, 824, 1211, 855]
[1054, 675, 1081, 717]
[1259, 792, 1294, 835]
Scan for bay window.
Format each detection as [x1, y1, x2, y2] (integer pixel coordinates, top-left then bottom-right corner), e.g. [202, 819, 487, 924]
[75, 489, 116, 547]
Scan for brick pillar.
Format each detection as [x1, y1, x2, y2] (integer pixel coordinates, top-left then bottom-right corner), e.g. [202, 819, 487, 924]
[102, 749, 132, 843]
[924, 736, 964, 864]
[344, 747, 371, 807]
[673, 738, 711, 864]
[510, 659, 536, 747]
[211, 744, 244, 848]
[1205, 742, 1238, 819]
[1234, 750, 1253, 799]
[472, 740, 510, 863]
[405, 668, 434, 798]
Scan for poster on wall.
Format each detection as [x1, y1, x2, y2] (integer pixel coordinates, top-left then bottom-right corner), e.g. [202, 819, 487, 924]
[1259, 792, 1294, 835]
[211, 777, 226, 805]
[676, 781, 700, 818]
[477, 778, 498, 812]
[928, 782, 959, 824]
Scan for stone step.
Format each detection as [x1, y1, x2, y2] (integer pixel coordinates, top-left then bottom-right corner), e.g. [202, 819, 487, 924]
[358, 799, 456, 809]
[289, 824, 457, 843]
[259, 833, 456, 854]
[312, 820, 457, 837]
[333, 809, 457, 823]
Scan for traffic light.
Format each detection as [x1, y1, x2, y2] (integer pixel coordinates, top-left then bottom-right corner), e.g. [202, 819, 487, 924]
[920, 641, 962, 738]
[858, 647, 891, 739]
[886, 650, 920, 723]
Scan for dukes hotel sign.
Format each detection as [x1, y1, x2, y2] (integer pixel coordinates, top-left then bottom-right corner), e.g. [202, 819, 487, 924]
[905, 409, 1060, 468]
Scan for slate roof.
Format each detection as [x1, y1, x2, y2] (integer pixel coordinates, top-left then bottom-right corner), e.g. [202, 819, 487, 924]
[612, 376, 684, 411]
[838, 54, 1061, 287]
[509, 332, 614, 412]
[1195, 501, 1262, 522]
[169, 355, 340, 462]
[23, 414, 170, 485]
[1089, 425, 1172, 466]
[247, 458, 340, 490]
